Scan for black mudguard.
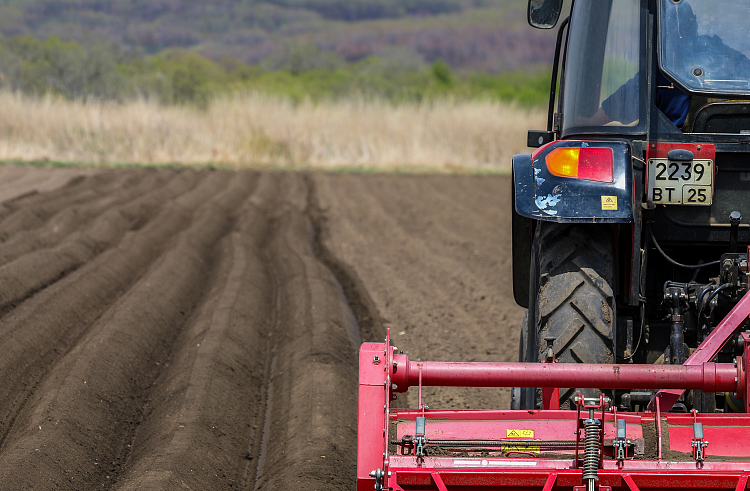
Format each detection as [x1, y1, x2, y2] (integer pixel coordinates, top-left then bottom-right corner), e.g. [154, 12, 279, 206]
[511, 140, 636, 308]
[513, 140, 635, 223]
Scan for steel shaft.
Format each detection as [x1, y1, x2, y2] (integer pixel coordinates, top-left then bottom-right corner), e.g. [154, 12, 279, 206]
[390, 356, 739, 393]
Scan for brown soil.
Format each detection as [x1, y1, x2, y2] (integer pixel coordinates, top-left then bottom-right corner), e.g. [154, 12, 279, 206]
[0, 166, 523, 490]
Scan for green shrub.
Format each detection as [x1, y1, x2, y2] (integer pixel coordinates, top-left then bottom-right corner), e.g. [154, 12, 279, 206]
[0, 34, 551, 107]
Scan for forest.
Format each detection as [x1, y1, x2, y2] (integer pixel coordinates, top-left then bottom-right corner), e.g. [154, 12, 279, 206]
[0, 0, 555, 105]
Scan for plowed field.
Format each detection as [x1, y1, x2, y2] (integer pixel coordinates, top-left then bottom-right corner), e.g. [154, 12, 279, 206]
[0, 166, 524, 490]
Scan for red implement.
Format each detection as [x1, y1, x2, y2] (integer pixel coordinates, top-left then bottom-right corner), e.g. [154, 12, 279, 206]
[358, 293, 750, 491]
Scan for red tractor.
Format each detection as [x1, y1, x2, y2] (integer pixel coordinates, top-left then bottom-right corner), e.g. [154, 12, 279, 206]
[357, 0, 750, 489]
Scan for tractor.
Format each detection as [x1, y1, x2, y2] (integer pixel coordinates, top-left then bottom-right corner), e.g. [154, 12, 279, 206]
[357, 1, 750, 489]
[511, 0, 750, 413]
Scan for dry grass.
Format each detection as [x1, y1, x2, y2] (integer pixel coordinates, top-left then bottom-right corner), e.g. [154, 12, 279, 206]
[0, 91, 545, 173]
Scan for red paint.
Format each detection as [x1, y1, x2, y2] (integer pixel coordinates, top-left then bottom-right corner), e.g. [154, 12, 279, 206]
[542, 358, 560, 410]
[394, 419, 643, 447]
[542, 473, 557, 491]
[669, 425, 750, 457]
[645, 142, 716, 161]
[357, 342, 388, 490]
[357, 303, 750, 490]
[388, 468, 750, 490]
[390, 356, 739, 392]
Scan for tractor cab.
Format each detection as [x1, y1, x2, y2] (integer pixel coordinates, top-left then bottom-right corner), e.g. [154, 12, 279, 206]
[512, 0, 750, 412]
[533, 0, 750, 139]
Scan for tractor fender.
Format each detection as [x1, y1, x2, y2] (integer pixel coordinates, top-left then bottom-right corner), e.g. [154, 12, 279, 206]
[513, 140, 635, 224]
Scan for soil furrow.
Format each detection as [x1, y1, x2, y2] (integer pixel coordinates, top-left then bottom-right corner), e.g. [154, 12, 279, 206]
[0, 167, 524, 491]
[311, 173, 523, 410]
[0, 171, 256, 488]
[0, 169, 134, 238]
[0, 166, 97, 204]
[109, 172, 278, 490]
[305, 175, 386, 344]
[0, 170, 232, 461]
[0, 169, 203, 315]
[0, 168, 178, 267]
[252, 173, 359, 490]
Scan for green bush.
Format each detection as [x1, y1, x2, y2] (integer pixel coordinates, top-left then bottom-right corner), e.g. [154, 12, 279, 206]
[0, 34, 550, 107]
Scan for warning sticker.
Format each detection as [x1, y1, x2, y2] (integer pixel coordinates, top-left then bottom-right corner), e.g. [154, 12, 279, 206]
[506, 429, 534, 438]
[601, 196, 618, 210]
[501, 443, 541, 453]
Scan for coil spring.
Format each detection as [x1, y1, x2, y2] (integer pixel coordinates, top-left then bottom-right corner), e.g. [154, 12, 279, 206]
[582, 419, 600, 481]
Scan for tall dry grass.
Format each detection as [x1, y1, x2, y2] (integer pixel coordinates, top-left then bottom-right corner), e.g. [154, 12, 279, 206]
[0, 91, 545, 172]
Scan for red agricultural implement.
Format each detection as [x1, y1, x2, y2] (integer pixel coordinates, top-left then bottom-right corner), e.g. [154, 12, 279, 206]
[357, 0, 750, 488]
[357, 290, 750, 491]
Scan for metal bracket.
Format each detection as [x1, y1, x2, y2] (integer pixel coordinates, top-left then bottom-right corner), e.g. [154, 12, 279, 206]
[691, 422, 709, 462]
[369, 468, 384, 491]
[614, 419, 629, 462]
[544, 336, 556, 362]
[415, 416, 427, 459]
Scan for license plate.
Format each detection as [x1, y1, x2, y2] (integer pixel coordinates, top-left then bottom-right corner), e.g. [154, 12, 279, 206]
[647, 159, 713, 205]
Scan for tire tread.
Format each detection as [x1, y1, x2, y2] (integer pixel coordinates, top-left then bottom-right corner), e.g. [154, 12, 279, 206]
[535, 223, 615, 408]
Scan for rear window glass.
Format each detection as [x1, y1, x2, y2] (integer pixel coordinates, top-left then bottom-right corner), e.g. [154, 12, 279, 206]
[659, 0, 750, 95]
[562, 0, 645, 135]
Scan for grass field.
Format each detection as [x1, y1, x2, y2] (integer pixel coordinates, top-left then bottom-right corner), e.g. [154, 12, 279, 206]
[0, 91, 545, 173]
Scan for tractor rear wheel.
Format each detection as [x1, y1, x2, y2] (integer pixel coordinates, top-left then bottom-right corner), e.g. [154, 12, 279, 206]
[510, 311, 530, 410]
[532, 222, 615, 409]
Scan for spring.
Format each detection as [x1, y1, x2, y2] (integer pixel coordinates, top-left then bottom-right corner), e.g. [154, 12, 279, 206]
[582, 418, 600, 482]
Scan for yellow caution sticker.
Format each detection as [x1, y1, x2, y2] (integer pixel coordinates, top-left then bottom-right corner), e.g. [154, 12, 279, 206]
[506, 429, 534, 438]
[501, 443, 541, 453]
[601, 196, 618, 210]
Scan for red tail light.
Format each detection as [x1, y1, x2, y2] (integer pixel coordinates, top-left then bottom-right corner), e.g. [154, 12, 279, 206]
[545, 147, 614, 183]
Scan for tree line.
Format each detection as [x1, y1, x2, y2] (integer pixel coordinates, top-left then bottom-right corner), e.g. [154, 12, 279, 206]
[0, 34, 550, 106]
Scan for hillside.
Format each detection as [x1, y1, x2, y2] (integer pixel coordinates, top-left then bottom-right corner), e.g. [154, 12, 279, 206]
[0, 0, 556, 73]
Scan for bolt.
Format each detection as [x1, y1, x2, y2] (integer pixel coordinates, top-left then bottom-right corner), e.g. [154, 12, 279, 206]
[373, 355, 380, 364]
[730, 211, 742, 225]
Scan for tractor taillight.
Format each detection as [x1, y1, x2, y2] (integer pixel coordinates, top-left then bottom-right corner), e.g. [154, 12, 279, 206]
[545, 147, 614, 183]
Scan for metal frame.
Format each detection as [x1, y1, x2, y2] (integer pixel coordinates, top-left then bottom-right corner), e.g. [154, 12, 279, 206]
[358, 292, 750, 491]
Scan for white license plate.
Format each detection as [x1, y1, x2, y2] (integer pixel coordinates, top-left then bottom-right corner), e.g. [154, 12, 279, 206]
[647, 159, 713, 205]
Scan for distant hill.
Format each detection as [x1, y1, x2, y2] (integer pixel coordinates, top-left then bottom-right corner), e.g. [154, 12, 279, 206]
[0, 0, 557, 73]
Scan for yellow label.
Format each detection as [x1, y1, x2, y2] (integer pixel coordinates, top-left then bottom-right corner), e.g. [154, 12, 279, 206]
[501, 444, 541, 453]
[506, 429, 534, 438]
[601, 196, 618, 210]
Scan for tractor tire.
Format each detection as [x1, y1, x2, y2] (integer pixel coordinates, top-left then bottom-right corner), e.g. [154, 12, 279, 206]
[510, 312, 528, 410]
[532, 222, 615, 409]
[511, 309, 536, 410]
